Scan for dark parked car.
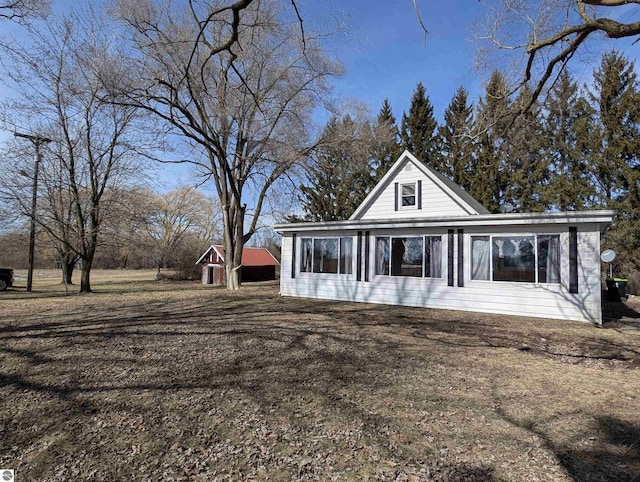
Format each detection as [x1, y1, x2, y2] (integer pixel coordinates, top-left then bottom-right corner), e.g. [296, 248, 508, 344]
[0, 268, 14, 291]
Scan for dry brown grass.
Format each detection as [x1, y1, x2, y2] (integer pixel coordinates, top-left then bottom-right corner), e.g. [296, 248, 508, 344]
[1, 271, 640, 481]
[8, 269, 164, 293]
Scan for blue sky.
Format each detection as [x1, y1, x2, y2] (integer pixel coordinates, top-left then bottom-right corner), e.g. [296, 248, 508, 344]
[304, 0, 640, 124]
[2, 0, 639, 191]
[303, 0, 485, 123]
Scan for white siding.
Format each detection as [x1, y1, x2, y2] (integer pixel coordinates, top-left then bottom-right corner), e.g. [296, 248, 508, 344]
[280, 224, 603, 324]
[359, 160, 470, 220]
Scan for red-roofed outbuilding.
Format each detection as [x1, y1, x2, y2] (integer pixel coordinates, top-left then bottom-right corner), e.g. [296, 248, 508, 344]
[196, 245, 280, 285]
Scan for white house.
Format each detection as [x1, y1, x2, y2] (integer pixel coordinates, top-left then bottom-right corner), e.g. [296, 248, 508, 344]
[274, 151, 615, 324]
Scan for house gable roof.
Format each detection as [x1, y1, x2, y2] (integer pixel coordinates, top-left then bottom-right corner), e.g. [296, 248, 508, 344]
[349, 150, 489, 220]
[196, 245, 280, 266]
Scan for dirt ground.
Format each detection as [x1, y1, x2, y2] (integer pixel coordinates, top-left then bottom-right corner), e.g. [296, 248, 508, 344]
[1, 271, 639, 481]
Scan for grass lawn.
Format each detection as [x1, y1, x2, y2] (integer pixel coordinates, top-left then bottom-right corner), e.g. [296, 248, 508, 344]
[1, 270, 640, 481]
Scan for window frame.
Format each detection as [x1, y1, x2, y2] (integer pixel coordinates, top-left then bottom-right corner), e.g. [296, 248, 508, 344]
[299, 236, 354, 275]
[313, 237, 340, 274]
[470, 233, 562, 285]
[300, 237, 313, 273]
[339, 237, 353, 275]
[374, 234, 443, 279]
[424, 235, 443, 279]
[399, 182, 417, 210]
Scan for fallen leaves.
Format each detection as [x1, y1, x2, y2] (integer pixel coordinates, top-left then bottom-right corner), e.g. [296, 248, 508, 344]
[0, 279, 639, 480]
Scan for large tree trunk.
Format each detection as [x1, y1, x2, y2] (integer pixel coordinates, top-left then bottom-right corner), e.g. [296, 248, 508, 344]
[61, 257, 75, 285]
[80, 243, 96, 293]
[222, 203, 245, 290]
[80, 262, 91, 293]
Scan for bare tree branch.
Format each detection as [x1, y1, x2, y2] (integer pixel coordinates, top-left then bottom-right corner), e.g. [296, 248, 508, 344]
[108, 0, 341, 290]
[0, 0, 49, 20]
[470, 0, 640, 114]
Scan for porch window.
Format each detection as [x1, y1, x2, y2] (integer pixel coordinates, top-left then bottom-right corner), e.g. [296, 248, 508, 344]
[300, 237, 353, 275]
[300, 238, 312, 273]
[471, 236, 490, 280]
[537, 235, 561, 283]
[425, 236, 442, 278]
[391, 237, 423, 277]
[376, 235, 441, 278]
[471, 234, 561, 284]
[340, 237, 353, 274]
[313, 238, 339, 273]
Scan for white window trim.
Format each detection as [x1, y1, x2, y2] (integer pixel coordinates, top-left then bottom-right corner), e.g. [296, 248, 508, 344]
[469, 233, 562, 285]
[399, 182, 418, 210]
[298, 236, 354, 276]
[424, 235, 443, 279]
[374, 234, 444, 279]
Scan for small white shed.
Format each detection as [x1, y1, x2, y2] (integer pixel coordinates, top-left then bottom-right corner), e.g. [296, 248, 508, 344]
[274, 151, 615, 324]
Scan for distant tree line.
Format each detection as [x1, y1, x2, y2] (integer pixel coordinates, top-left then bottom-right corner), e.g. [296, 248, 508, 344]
[297, 50, 640, 275]
[0, 186, 223, 281]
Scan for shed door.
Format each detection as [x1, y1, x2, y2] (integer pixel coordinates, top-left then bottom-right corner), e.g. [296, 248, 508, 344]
[214, 266, 225, 285]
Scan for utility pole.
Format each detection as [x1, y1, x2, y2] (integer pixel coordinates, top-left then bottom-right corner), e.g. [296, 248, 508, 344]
[14, 132, 52, 292]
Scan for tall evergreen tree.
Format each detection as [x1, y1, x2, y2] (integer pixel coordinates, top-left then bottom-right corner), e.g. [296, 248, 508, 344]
[436, 86, 474, 188]
[400, 82, 438, 164]
[590, 51, 640, 208]
[468, 71, 512, 213]
[544, 71, 596, 211]
[371, 99, 401, 181]
[299, 115, 375, 221]
[589, 51, 640, 273]
[503, 85, 549, 212]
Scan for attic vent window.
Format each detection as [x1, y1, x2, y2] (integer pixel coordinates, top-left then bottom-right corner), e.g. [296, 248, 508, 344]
[401, 182, 416, 207]
[405, 164, 412, 172]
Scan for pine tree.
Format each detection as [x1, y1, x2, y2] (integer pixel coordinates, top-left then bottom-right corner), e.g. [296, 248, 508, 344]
[503, 85, 549, 212]
[436, 86, 474, 188]
[300, 116, 375, 221]
[591, 51, 640, 207]
[589, 51, 640, 273]
[400, 82, 438, 164]
[371, 99, 401, 181]
[468, 71, 512, 213]
[544, 71, 595, 211]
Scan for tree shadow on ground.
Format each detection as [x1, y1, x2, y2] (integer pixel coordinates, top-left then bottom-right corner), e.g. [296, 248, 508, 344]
[2, 286, 639, 479]
[1, 292, 504, 479]
[602, 296, 640, 327]
[556, 416, 640, 482]
[495, 394, 640, 482]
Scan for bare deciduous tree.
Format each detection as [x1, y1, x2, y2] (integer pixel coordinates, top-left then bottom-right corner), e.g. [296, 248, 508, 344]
[0, 0, 49, 21]
[108, 0, 341, 289]
[413, 1, 638, 113]
[475, 0, 640, 111]
[0, 8, 149, 292]
[145, 187, 218, 277]
[0, 139, 81, 283]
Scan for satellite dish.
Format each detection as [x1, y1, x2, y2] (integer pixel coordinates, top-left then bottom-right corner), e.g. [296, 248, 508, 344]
[600, 249, 616, 263]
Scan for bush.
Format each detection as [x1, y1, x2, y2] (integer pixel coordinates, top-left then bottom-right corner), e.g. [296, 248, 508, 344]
[169, 236, 209, 281]
[626, 270, 640, 296]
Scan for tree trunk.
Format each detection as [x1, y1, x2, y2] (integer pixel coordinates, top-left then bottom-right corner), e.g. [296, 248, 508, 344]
[80, 263, 91, 293]
[222, 203, 244, 290]
[80, 246, 95, 293]
[61, 258, 75, 285]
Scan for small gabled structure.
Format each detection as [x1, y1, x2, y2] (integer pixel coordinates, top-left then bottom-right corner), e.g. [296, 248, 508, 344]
[274, 150, 615, 324]
[196, 245, 280, 285]
[350, 150, 489, 220]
